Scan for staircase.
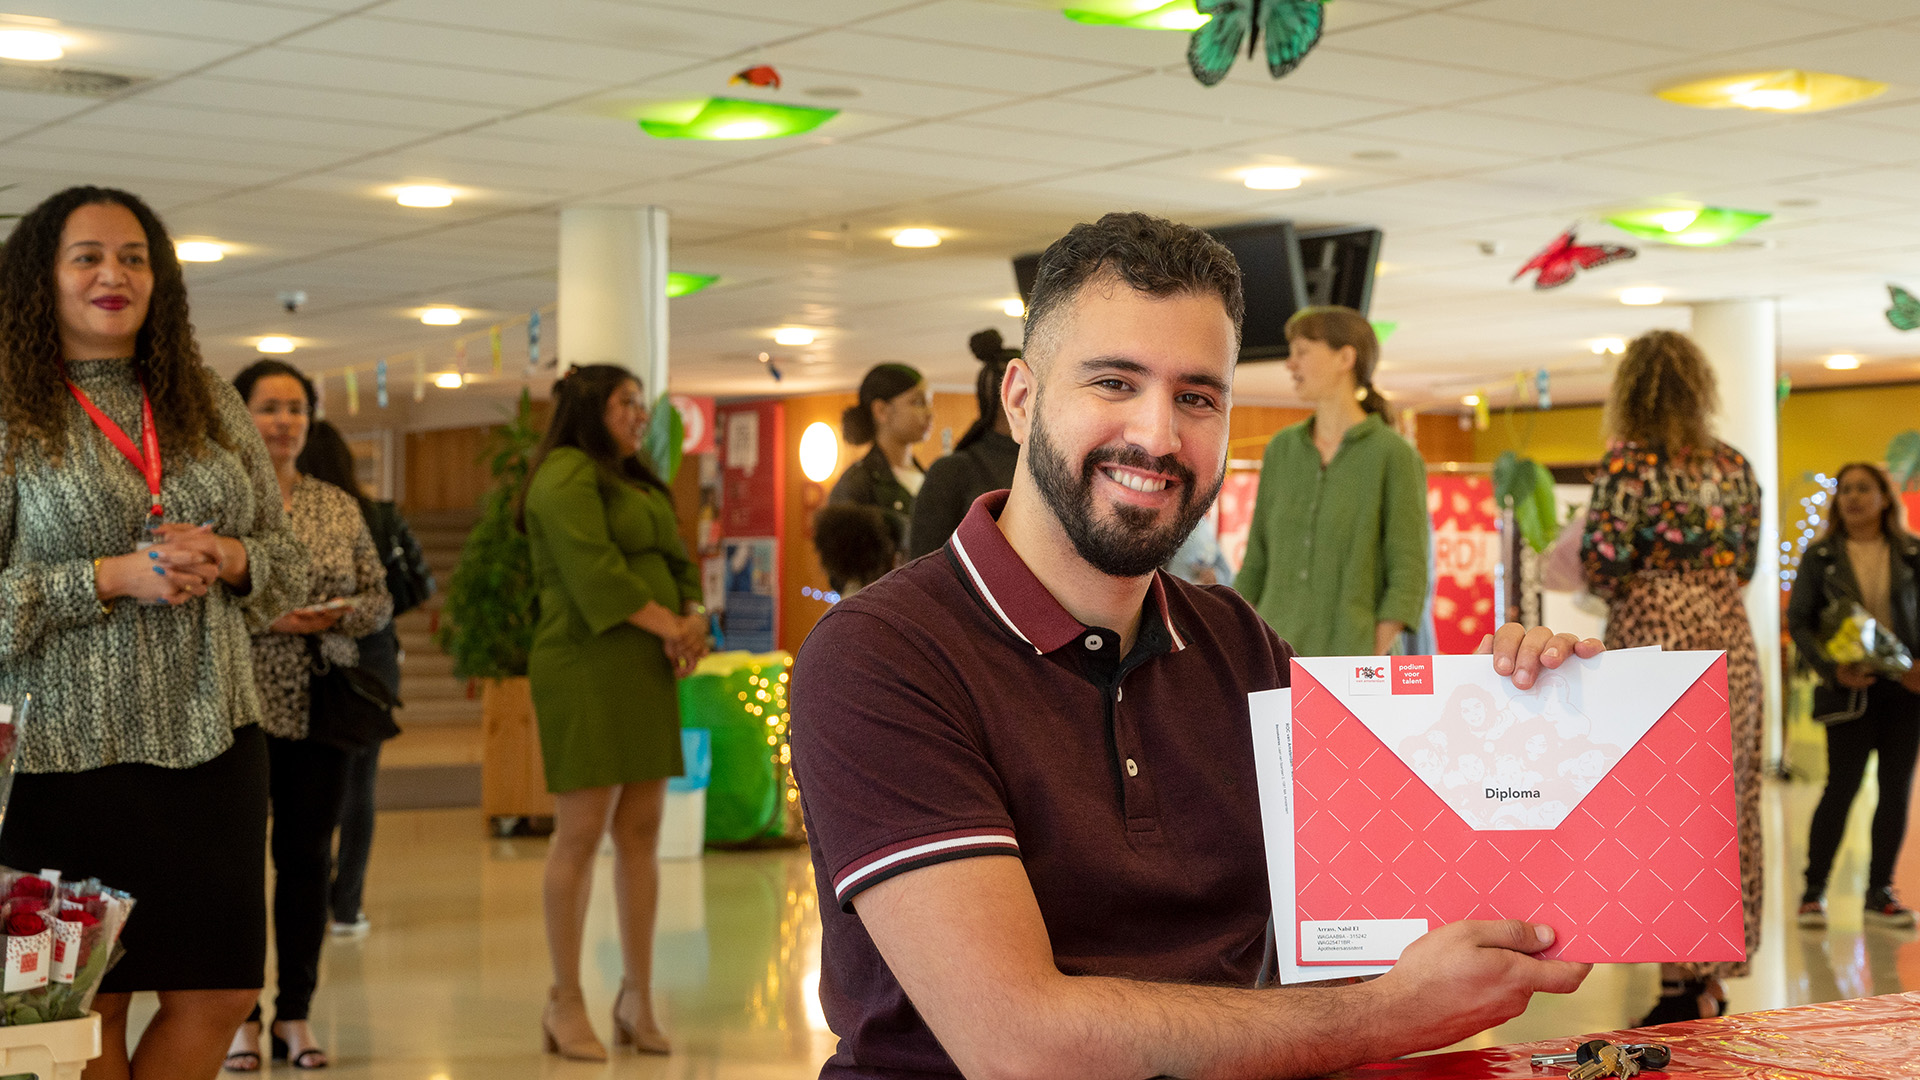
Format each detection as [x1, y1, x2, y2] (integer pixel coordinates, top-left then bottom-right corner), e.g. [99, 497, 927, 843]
[378, 508, 483, 803]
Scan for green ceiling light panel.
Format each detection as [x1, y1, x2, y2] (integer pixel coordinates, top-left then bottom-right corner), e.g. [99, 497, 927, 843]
[1605, 206, 1771, 247]
[637, 97, 838, 140]
[666, 272, 719, 298]
[1062, 0, 1211, 30]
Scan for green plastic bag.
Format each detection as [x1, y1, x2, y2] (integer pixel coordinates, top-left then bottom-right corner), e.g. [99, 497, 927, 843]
[677, 651, 793, 845]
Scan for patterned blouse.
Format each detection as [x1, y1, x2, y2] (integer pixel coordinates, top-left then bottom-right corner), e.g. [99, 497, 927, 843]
[249, 476, 392, 740]
[0, 359, 310, 773]
[1580, 439, 1763, 601]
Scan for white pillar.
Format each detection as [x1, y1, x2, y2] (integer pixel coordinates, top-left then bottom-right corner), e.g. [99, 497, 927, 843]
[1690, 299, 1781, 763]
[558, 206, 670, 399]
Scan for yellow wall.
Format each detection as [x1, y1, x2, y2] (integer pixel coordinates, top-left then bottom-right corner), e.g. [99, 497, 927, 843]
[1469, 383, 1920, 546]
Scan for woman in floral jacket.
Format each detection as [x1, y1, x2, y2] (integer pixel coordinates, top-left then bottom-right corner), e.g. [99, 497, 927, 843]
[1580, 329, 1762, 1028]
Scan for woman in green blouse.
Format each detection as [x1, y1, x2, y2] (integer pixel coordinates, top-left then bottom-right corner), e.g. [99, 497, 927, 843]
[0, 186, 308, 1078]
[516, 365, 709, 1060]
[1236, 307, 1429, 656]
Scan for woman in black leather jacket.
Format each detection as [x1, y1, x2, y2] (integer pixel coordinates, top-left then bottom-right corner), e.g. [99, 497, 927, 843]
[1785, 462, 1920, 929]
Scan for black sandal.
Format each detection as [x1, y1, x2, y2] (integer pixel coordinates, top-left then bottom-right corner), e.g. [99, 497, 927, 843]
[223, 1020, 263, 1073]
[1637, 978, 1726, 1028]
[271, 1028, 330, 1070]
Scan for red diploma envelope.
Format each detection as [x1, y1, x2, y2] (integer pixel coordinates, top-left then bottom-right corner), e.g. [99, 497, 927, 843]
[1284, 651, 1744, 966]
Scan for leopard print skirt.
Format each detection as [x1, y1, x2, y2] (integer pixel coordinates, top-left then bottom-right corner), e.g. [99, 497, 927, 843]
[1606, 569, 1763, 981]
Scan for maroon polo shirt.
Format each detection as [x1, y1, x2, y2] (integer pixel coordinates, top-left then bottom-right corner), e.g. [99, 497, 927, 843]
[791, 490, 1293, 1078]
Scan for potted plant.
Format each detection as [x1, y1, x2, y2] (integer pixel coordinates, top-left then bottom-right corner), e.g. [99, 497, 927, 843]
[435, 390, 547, 832]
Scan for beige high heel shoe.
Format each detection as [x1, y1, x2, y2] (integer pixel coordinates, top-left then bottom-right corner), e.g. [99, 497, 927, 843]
[612, 980, 671, 1055]
[542, 987, 608, 1062]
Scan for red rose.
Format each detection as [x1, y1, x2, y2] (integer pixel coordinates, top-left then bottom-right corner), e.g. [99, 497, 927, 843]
[58, 911, 98, 928]
[9, 898, 46, 916]
[6, 912, 45, 937]
[6, 877, 51, 901]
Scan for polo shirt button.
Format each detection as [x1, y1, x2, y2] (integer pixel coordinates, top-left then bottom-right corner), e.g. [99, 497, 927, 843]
[1125, 758, 1139, 777]
[1084, 634, 1104, 651]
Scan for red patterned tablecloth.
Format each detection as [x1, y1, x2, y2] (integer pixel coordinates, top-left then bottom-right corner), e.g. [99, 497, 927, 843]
[1328, 992, 1920, 1079]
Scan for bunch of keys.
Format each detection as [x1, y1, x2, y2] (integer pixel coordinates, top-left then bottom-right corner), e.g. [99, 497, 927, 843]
[1531, 1040, 1672, 1078]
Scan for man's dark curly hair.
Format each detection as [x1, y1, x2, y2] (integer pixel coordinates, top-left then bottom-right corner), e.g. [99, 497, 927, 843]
[1022, 211, 1244, 362]
[0, 185, 220, 467]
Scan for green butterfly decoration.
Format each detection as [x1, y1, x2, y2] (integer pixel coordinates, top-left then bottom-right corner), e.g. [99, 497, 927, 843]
[1188, 0, 1327, 87]
[1888, 283, 1920, 332]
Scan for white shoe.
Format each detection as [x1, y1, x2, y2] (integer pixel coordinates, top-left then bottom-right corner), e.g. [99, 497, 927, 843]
[330, 916, 371, 937]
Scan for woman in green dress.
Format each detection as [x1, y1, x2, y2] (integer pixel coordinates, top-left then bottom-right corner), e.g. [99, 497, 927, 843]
[516, 365, 710, 1060]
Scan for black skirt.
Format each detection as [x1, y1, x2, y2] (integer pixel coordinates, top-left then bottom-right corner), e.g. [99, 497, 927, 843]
[0, 725, 268, 992]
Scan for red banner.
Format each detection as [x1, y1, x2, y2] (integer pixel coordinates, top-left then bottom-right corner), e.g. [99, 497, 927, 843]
[1429, 474, 1499, 655]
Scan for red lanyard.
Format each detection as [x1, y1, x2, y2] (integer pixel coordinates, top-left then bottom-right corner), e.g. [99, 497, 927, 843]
[66, 380, 162, 520]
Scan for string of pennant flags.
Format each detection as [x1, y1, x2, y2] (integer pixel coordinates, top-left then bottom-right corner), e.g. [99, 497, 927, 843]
[309, 303, 559, 419]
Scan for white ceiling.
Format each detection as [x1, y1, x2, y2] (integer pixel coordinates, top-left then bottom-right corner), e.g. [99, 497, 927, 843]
[5, 0, 1920, 414]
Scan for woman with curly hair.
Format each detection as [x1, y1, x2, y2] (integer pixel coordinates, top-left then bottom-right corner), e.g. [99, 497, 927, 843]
[1579, 328, 1763, 1025]
[0, 186, 309, 1078]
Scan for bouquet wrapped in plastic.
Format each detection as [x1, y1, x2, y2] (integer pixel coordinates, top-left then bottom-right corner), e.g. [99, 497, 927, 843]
[0, 697, 139, 1025]
[1823, 598, 1915, 677]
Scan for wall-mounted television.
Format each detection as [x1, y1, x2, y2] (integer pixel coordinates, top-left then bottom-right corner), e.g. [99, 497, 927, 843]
[1012, 220, 1380, 363]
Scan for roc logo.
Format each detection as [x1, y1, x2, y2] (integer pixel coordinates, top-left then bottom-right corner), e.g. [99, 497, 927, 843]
[1350, 663, 1390, 696]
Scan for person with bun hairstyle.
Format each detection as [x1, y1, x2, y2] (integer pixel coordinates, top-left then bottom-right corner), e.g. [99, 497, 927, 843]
[829, 363, 931, 560]
[517, 365, 709, 1060]
[906, 330, 1021, 559]
[1579, 328, 1763, 1025]
[0, 185, 309, 1078]
[1235, 305, 1428, 656]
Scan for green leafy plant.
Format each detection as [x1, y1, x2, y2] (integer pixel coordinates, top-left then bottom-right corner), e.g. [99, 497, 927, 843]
[642, 393, 685, 483]
[1494, 450, 1560, 554]
[1888, 431, 1920, 492]
[435, 390, 541, 679]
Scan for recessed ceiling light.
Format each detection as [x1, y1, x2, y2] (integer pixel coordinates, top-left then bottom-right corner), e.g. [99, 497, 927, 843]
[1352, 149, 1400, 162]
[0, 28, 64, 62]
[1778, 197, 1819, 208]
[174, 241, 225, 263]
[1003, 298, 1027, 318]
[255, 336, 296, 354]
[891, 228, 941, 249]
[420, 307, 462, 326]
[1825, 353, 1860, 370]
[1461, 394, 1481, 407]
[434, 372, 464, 389]
[774, 327, 816, 346]
[395, 185, 455, 208]
[1657, 69, 1886, 114]
[1619, 287, 1666, 306]
[803, 85, 863, 100]
[1242, 167, 1304, 191]
[1590, 338, 1626, 355]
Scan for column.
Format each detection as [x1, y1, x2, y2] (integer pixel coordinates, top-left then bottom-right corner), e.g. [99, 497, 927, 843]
[558, 206, 670, 398]
[1690, 299, 1781, 762]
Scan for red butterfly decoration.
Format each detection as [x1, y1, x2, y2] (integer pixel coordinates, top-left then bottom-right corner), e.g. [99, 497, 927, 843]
[1512, 227, 1636, 290]
[730, 64, 782, 90]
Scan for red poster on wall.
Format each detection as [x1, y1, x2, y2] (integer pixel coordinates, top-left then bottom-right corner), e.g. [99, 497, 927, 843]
[1430, 473, 1500, 654]
[714, 401, 785, 650]
[1216, 470, 1260, 572]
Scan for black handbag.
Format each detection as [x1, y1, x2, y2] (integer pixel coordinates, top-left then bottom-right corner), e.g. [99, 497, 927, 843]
[306, 638, 401, 751]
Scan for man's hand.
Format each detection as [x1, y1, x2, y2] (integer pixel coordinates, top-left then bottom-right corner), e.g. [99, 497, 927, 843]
[270, 606, 346, 635]
[1364, 920, 1591, 1057]
[1476, 623, 1604, 690]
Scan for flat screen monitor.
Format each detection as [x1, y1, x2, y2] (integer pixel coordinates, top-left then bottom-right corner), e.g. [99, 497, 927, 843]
[1013, 220, 1367, 362]
[1297, 225, 1382, 316]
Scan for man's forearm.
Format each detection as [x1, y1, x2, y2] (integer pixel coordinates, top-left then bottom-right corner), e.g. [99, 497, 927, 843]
[999, 974, 1395, 1080]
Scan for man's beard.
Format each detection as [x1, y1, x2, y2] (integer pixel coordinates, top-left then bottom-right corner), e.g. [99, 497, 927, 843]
[1027, 403, 1224, 579]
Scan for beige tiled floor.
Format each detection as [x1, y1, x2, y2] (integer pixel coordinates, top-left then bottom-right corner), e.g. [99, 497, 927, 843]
[129, 768, 1918, 1077]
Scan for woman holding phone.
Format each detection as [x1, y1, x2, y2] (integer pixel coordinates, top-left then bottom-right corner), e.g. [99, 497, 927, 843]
[225, 360, 392, 1072]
